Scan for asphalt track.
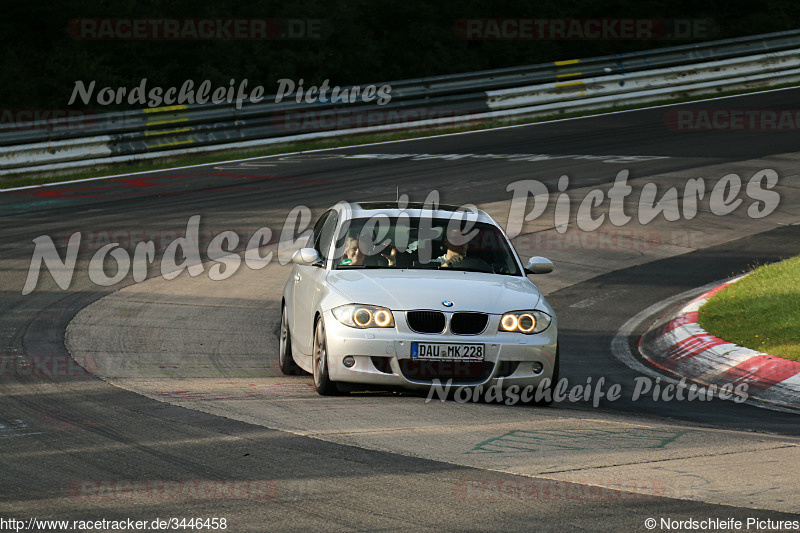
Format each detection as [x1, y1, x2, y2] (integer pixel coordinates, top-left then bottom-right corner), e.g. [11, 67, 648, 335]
[2, 89, 800, 531]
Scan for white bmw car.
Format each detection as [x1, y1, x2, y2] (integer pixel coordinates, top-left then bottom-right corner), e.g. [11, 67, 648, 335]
[280, 201, 558, 401]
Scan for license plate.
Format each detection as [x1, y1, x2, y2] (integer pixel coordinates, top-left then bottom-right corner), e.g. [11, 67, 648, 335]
[411, 342, 484, 361]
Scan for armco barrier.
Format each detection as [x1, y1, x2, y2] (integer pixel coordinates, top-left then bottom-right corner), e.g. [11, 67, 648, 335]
[486, 49, 800, 110]
[0, 136, 113, 169]
[3, 29, 800, 178]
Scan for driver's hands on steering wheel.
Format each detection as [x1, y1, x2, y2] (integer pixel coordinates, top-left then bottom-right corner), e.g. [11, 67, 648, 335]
[441, 254, 464, 268]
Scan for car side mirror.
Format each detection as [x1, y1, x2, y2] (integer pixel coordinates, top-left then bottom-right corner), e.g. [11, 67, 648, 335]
[292, 248, 323, 266]
[525, 256, 553, 275]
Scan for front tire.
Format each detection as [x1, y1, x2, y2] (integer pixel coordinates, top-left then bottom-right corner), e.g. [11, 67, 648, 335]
[312, 318, 342, 395]
[278, 305, 302, 375]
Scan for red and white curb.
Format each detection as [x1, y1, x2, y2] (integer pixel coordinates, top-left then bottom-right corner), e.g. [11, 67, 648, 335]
[639, 276, 800, 409]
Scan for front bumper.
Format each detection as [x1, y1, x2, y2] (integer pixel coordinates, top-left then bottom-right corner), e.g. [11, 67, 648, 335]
[322, 309, 558, 391]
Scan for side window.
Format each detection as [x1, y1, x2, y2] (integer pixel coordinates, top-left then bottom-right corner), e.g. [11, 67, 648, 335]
[314, 210, 339, 261]
[310, 211, 330, 252]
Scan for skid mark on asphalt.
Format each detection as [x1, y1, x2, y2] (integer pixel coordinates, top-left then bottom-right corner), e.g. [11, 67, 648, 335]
[569, 290, 627, 309]
[33, 410, 104, 432]
[154, 381, 316, 401]
[1, 173, 345, 216]
[468, 427, 688, 453]
[0, 419, 43, 439]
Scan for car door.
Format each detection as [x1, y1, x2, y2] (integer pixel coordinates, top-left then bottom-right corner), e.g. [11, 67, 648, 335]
[292, 209, 339, 354]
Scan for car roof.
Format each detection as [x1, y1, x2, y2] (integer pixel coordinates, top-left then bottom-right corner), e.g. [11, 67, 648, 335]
[340, 201, 498, 225]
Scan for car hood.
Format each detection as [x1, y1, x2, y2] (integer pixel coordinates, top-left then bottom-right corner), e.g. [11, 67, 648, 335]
[325, 269, 542, 313]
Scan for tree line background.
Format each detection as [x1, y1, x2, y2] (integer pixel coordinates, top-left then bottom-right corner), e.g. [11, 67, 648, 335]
[2, 0, 799, 110]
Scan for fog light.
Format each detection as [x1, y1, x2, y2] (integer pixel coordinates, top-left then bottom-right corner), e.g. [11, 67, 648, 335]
[531, 361, 544, 375]
[343, 356, 356, 368]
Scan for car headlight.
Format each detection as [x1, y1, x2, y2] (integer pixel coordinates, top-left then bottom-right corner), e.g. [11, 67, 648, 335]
[333, 304, 395, 329]
[499, 310, 552, 334]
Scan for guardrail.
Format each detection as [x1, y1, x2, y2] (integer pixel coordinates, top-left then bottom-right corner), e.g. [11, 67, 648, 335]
[3, 29, 800, 177]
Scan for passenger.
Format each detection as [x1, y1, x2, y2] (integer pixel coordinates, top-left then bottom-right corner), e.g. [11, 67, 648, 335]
[340, 235, 366, 266]
[340, 234, 396, 266]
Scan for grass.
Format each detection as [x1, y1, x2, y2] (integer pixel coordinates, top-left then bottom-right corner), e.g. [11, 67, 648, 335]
[699, 256, 800, 361]
[3, 82, 798, 190]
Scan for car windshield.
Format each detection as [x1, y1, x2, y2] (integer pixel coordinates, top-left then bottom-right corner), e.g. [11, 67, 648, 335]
[332, 216, 522, 276]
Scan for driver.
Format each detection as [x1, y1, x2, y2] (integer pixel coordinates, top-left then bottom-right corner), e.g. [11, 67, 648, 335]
[437, 227, 469, 268]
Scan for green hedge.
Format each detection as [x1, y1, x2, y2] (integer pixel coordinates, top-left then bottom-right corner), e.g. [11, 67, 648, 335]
[3, 0, 800, 110]
[699, 256, 800, 361]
